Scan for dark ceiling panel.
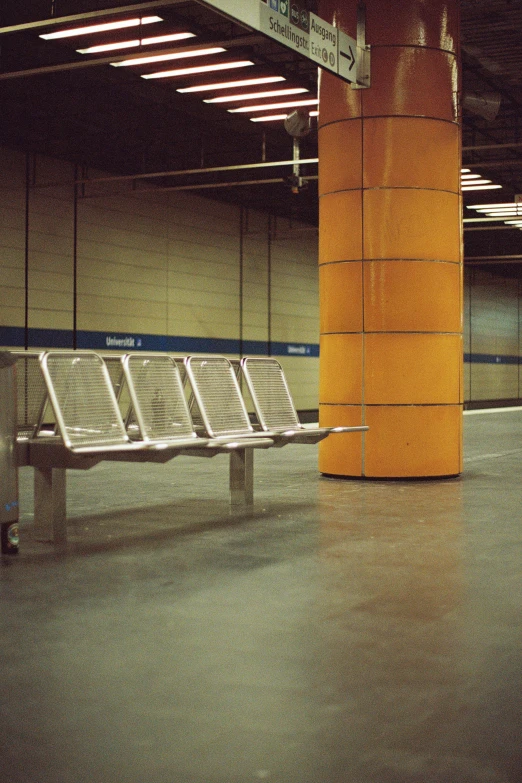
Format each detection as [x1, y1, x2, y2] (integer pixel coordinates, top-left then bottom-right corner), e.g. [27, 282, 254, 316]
[0, 0, 520, 246]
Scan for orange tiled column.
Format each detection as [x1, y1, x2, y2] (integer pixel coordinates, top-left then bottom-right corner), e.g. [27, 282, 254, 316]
[318, 0, 463, 478]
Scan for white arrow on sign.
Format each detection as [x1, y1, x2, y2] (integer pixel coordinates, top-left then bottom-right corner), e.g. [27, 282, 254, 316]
[338, 30, 357, 83]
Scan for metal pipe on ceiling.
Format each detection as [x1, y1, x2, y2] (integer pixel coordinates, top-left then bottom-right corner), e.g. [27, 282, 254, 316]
[28, 159, 320, 190]
[78, 175, 319, 196]
[462, 142, 522, 151]
[74, 159, 320, 185]
[463, 217, 522, 222]
[464, 225, 522, 231]
[465, 255, 522, 264]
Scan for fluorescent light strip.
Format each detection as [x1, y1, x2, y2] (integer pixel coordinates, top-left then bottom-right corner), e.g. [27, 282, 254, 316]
[468, 203, 520, 209]
[473, 207, 515, 213]
[204, 87, 308, 104]
[177, 76, 285, 93]
[461, 168, 471, 173]
[77, 32, 195, 54]
[505, 220, 522, 225]
[112, 46, 225, 67]
[40, 16, 162, 39]
[461, 184, 502, 191]
[460, 174, 482, 180]
[228, 98, 318, 113]
[479, 207, 522, 213]
[463, 217, 516, 223]
[142, 60, 254, 79]
[483, 211, 522, 217]
[479, 209, 522, 217]
[250, 109, 319, 123]
[250, 114, 288, 122]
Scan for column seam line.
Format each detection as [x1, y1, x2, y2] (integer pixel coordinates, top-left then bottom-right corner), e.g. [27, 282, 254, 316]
[320, 186, 461, 198]
[319, 116, 459, 131]
[319, 258, 462, 266]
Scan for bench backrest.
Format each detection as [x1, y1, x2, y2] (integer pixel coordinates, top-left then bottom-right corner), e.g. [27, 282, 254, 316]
[240, 357, 301, 432]
[184, 356, 254, 438]
[122, 354, 198, 443]
[14, 351, 48, 439]
[40, 351, 131, 450]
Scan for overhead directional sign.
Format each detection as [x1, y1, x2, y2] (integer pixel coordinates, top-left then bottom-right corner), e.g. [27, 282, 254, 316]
[309, 13, 338, 72]
[338, 30, 357, 82]
[198, 0, 368, 86]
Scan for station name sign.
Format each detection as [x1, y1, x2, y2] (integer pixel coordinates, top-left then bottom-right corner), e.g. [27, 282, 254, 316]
[199, 0, 360, 85]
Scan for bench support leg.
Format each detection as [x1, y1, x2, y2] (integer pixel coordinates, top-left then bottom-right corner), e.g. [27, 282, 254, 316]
[229, 449, 254, 507]
[33, 467, 67, 546]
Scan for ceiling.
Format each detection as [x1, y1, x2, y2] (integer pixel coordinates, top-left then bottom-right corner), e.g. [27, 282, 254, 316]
[0, 0, 521, 263]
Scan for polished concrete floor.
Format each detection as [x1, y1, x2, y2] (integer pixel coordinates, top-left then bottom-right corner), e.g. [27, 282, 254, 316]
[1, 410, 522, 783]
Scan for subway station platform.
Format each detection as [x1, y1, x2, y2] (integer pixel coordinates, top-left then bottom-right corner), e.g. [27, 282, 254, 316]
[1, 409, 522, 783]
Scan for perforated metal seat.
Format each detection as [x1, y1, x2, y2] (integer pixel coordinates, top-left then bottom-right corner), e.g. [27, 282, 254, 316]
[240, 357, 368, 444]
[122, 354, 210, 449]
[122, 353, 274, 453]
[183, 356, 277, 443]
[40, 351, 147, 454]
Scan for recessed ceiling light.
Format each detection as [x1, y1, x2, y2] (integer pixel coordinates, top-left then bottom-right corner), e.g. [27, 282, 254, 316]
[461, 184, 502, 191]
[228, 98, 318, 113]
[77, 32, 195, 55]
[142, 60, 255, 79]
[177, 76, 285, 93]
[250, 114, 288, 122]
[40, 16, 163, 39]
[467, 203, 521, 209]
[204, 88, 308, 104]
[112, 47, 225, 67]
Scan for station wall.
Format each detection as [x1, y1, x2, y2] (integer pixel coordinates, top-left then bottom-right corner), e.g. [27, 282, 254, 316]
[464, 266, 522, 403]
[0, 146, 319, 410]
[1, 144, 521, 409]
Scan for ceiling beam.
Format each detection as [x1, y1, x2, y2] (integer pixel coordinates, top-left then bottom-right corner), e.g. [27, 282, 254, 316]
[0, 1, 188, 36]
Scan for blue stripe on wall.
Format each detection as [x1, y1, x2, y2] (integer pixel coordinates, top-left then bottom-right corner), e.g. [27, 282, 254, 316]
[0, 327, 517, 365]
[0, 327, 319, 358]
[464, 353, 520, 365]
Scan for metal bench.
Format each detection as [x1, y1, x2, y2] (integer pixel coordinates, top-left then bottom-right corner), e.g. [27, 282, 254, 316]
[239, 356, 368, 443]
[12, 350, 367, 550]
[15, 351, 273, 545]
